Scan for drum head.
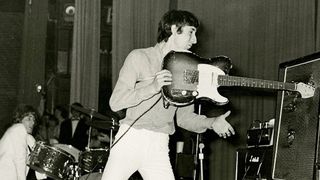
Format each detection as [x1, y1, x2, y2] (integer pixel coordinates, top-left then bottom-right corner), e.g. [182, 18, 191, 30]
[53, 144, 80, 162]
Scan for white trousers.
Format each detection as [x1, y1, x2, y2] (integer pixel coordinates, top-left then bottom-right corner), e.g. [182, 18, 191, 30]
[101, 124, 175, 180]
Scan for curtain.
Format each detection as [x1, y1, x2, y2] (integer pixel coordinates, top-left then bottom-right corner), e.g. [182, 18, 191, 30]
[70, 0, 101, 110]
[177, 0, 317, 179]
[317, 0, 320, 50]
[111, 0, 170, 87]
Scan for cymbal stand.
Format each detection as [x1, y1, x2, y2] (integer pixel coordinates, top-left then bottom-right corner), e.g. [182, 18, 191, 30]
[109, 117, 116, 147]
[86, 109, 95, 150]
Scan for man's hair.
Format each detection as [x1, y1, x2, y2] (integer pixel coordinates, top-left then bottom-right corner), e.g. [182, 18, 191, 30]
[70, 102, 83, 114]
[12, 104, 38, 124]
[54, 105, 68, 119]
[157, 10, 200, 43]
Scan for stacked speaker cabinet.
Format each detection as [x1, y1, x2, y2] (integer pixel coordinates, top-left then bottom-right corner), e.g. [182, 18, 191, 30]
[236, 147, 273, 180]
[272, 52, 320, 180]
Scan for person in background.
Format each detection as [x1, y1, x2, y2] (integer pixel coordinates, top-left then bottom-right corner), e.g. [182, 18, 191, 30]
[59, 102, 89, 151]
[90, 127, 110, 148]
[102, 10, 235, 180]
[35, 113, 59, 145]
[53, 105, 68, 139]
[0, 104, 46, 180]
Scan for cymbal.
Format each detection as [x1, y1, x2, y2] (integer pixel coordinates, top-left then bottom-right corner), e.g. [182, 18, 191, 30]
[86, 119, 119, 130]
[105, 110, 123, 121]
[71, 105, 111, 121]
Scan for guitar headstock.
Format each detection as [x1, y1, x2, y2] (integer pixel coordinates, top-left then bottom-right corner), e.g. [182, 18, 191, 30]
[296, 82, 315, 98]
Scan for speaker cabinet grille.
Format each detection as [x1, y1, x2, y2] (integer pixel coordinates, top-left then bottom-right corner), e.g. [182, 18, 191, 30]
[272, 52, 320, 180]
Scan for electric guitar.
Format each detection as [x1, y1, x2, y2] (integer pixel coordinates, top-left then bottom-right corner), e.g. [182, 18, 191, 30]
[161, 51, 315, 106]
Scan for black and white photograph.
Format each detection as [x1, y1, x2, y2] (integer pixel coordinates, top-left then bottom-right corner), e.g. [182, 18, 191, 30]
[0, 0, 319, 180]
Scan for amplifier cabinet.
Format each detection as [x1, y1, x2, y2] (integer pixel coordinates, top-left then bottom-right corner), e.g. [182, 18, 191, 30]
[272, 52, 320, 180]
[236, 147, 273, 180]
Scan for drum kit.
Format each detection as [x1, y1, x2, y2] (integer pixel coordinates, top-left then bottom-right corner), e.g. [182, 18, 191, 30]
[27, 106, 120, 180]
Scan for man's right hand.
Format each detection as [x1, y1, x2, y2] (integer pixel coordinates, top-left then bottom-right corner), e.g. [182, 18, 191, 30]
[152, 70, 172, 92]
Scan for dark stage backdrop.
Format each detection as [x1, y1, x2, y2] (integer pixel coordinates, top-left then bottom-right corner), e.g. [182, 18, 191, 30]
[112, 0, 320, 179]
[0, 1, 25, 136]
[0, 0, 47, 136]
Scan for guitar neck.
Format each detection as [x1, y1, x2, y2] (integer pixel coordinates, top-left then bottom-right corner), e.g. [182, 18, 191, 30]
[218, 75, 296, 91]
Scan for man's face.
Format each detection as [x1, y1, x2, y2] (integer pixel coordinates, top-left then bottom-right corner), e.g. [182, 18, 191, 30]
[54, 109, 61, 118]
[21, 113, 35, 134]
[172, 25, 197, 51]
[71, 110, 81, 119]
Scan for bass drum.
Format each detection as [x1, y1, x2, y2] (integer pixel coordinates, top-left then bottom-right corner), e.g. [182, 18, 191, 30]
[80, 172, 102, 180]
[27, 141, 75, 180]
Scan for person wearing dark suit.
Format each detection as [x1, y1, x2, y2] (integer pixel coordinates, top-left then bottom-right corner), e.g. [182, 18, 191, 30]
[58, 102, 89, 151]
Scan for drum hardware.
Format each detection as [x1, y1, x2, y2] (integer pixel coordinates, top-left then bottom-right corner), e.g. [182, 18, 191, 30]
[69, 163, 81, 179]
[71, 104, 119, 149]
[70, 104, 120, 129]
[78, 148, 109, 173]
[71, 104, 114, 122]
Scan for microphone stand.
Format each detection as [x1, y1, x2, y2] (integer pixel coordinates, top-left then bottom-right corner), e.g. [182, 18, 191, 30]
[199, 143, 205, 180]
[193, 103, 205, 180]
[193, 133, 200, 180]
[86, 110, 94, 151]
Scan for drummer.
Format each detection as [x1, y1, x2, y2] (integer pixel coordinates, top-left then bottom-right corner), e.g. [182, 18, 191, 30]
[90, 127, 110, 148]
[0, 104, 46, 180]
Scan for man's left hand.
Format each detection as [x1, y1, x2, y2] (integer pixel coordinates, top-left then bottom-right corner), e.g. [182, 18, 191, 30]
[210, 111, 235, 139]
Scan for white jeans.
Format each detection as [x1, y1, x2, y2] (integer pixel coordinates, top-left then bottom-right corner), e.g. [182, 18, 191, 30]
[101, 124, 175, 180]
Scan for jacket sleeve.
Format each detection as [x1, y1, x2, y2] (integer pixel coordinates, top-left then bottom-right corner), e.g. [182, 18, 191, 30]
[176, 105, 213, 133]
[109, 50, 158, 112]
[12, 125, 28, 180]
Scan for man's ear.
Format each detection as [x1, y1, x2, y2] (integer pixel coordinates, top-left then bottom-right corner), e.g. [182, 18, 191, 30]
[171, 25, 178, 35]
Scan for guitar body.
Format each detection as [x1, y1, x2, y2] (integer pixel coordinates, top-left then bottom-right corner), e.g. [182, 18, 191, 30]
[161, 51, 232, 106]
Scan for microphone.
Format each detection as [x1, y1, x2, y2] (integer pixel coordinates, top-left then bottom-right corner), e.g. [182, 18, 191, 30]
[199, 143, 205, 150]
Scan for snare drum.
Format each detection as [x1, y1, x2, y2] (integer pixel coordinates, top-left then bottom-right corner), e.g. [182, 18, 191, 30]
[27, 141, 75, 180]
[79, 148, 109, 172]
[53, 143, 80, 162]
